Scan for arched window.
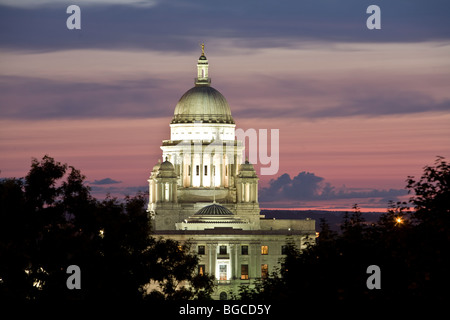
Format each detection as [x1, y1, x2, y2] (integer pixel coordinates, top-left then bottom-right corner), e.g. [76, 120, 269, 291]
[219, 291, 227, 300]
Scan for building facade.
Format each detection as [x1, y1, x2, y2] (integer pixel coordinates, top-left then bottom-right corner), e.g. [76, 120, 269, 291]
[148, 46, 315, 299]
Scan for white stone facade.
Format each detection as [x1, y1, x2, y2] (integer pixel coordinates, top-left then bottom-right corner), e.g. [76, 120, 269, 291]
[147, 48, 316, 299]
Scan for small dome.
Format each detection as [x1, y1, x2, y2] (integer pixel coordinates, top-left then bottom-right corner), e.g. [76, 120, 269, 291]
[171, 86, 234, 124]
[239, 160, 255, 171]
[159, 159, 174, 171]
[156, 159, 177, 178]
[195, 203, 233, 216]
[238, 160, 258, 178]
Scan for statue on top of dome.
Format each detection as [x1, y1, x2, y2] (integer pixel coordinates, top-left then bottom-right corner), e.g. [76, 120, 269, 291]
[201, 42, 205, 56]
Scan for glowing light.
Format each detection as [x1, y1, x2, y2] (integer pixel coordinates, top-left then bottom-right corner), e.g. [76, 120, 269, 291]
[395, 217, 403, 225]
[99, 229, 104, 238]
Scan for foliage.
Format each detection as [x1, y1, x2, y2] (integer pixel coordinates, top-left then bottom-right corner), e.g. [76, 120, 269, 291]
[0, 155, 214, 302]
[235, 156, 450, 302]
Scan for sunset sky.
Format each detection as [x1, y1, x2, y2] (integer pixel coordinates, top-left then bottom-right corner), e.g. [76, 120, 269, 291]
[1, 0, 449, 210]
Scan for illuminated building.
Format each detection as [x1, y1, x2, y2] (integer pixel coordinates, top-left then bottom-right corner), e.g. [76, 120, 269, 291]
[148, 45, 315, 299]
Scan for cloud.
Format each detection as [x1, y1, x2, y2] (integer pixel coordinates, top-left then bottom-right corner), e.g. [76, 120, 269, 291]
[232, 85, 450, 120]
[0, 76, 177, 120]
[90, 177, 122, 185]
[259, 171, 408, 203]
[1, 0, 449, 53]
[2, 73, 448, 121]
[304, 91, 450, 118]
[0, 0, 159, 8]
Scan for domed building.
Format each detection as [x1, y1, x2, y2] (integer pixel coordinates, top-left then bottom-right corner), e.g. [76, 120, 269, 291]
[148, 45, 315, 299]
[148, 46, 258, 228]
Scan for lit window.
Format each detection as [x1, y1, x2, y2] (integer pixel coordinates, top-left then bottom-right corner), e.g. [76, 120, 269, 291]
[219, 265, 227, 280]
[261, 264, 268, 278]
[261, 245, 268, 255]
[241, 245, 248, 255]
[241, 265, 249, 280]
[198, 265, 205, 276]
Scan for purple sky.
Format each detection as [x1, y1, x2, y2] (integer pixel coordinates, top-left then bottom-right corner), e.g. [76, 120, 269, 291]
[1, 0, 449, 210]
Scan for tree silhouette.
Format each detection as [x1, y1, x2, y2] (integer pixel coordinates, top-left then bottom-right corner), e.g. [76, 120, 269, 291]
[0, 155, 214, 302]
[234, 156, 450, 302]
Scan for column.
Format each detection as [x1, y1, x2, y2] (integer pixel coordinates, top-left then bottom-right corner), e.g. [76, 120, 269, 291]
[236, 182, 242, 203]
[250, 182, 255, 202]
[224, 156, 229, 188]
[158, 182, 163, 202]
[172, 181, 177, 203]
[149, 180, 153, 203]
[232, 153, 237, 187]
[220, 154, 224, 187]
[249, 243, 257, 279]
[209, 153, 214, 187]
[251, 242, 261, 278]
[190, 151, 194, 187]
[208, 243, 217, 277]
[231, 243, 239, 280]
[200, 151, 204, 187]
[178, 152, 183, 187]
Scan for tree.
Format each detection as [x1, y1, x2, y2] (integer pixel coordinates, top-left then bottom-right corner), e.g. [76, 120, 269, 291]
[238, 157, 450, 302]
[0, 155, 214, 302]
[404, 156, 450, 300]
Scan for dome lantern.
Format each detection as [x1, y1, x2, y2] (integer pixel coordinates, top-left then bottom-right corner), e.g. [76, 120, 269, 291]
[195, 43, 211, 86]
[171, 45, 235, 125]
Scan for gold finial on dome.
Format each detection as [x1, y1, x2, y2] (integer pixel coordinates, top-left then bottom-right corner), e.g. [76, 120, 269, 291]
[201, 42, 205, 56]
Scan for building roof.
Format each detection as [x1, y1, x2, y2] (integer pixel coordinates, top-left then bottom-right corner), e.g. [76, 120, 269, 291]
[171, 86, 235, 124]
[154, 229, 314, 236]
[195, 203, 233, 216]
[159, 159, 174, 171]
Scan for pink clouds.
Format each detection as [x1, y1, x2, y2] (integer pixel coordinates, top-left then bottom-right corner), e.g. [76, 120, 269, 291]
[1, 42, 450, 209]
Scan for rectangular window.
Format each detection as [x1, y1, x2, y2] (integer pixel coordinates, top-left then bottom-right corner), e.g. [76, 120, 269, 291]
[198, 245, 205, 255]
[261, 264, 268, 279]
[225, 165, 228, 176]
[219, 245, 227, 255]
[241, 245, 248, 255]
[204, 165, 208, 176]
[196, 165, 199, 176]
[241, 265, 249, 280]
[188, 165, 191, 176]
[219, 265, 227, 281]
[198, 265, 205, 276]
[281, 245, 287, 255]
[261, 245, 268, 255]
